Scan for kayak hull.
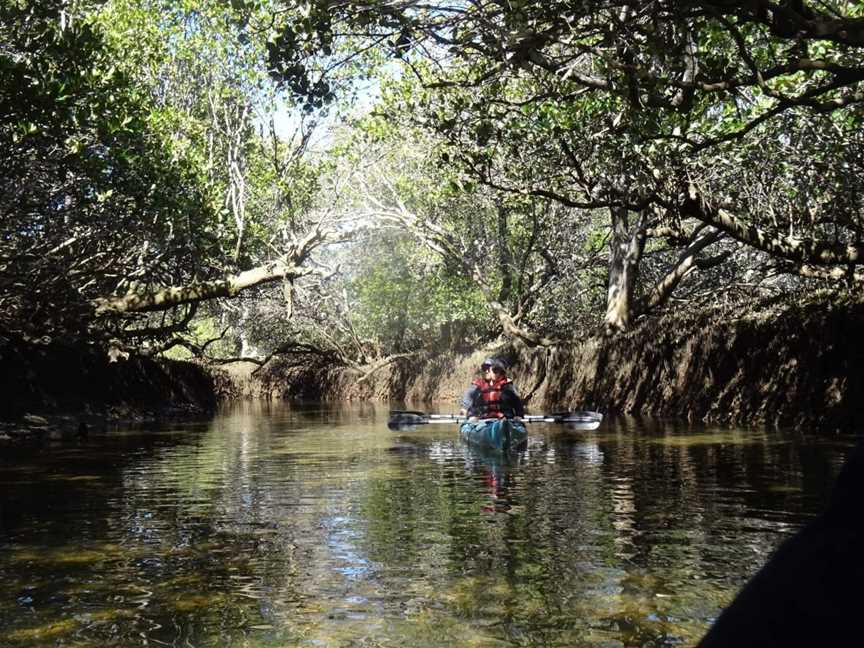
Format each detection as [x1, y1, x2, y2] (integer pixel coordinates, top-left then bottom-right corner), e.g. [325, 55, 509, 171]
[459, 418, 528, 453]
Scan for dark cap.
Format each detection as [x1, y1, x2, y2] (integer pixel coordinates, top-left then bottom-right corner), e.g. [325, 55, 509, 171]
[481, 357, 506, 373]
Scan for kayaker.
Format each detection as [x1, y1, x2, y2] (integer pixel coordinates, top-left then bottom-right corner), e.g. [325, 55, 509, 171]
[459, 357, 525, 420]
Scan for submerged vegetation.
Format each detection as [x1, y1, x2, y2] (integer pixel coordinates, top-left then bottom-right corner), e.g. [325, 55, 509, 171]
[0, 406, 848, 645]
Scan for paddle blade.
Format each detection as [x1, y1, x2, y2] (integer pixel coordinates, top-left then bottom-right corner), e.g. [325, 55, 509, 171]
[388, 412, 430, 430]
[558, 410, 603, 430]
[388, 410, 429, 418]
[387, 411, 467, 430]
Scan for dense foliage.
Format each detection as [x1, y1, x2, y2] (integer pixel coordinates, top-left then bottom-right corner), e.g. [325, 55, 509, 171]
[0, 1, 339, 361]
[269, 0, 864, 336]
[2, 0, 862, 371]
[0, 1, 216, 343]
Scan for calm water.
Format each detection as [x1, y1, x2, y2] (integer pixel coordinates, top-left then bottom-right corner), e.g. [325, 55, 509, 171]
[0, 402, 855, 647]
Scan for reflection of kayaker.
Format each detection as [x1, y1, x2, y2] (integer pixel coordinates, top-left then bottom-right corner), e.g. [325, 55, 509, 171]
[469, 445, 520, 513]
[482, 467, 513, 513]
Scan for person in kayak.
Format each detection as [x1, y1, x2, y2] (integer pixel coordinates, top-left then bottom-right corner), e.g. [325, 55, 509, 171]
[459, 357, 525, 420]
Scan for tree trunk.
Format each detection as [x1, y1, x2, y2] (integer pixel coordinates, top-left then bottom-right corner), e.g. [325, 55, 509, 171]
[496, 202, 513, 303]
[238, 303, 259, 359]
[605, 205, 648, 333]
[636, 226, 725, 314]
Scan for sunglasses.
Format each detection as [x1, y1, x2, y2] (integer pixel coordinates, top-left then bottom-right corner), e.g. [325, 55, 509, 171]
[481, 365, 497, 372]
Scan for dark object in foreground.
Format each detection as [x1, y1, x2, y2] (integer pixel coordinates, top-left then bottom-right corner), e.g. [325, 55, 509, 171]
[697, 442, 864, 647]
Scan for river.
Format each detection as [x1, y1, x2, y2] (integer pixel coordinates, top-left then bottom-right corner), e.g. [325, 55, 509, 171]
[0, 402, 855, 647]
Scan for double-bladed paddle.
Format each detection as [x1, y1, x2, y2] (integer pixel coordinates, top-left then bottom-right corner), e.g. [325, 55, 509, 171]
[388, 410, 603, 430]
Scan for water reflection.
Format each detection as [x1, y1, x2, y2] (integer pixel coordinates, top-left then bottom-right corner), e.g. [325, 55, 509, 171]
[0, 402, 855, 647]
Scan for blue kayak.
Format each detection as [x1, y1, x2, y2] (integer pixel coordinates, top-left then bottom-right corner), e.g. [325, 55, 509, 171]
[459, 418, 528, 454]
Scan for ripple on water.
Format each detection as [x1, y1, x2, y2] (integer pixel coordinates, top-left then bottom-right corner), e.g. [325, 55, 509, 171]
[0, 406, 852, 647]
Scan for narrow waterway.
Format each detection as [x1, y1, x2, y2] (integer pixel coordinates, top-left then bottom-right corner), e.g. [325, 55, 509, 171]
[0, 403, 855, 647]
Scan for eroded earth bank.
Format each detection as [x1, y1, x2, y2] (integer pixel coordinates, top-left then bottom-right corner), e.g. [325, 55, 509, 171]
[3, 296, 862, 437]
[250, 296, 864, 433]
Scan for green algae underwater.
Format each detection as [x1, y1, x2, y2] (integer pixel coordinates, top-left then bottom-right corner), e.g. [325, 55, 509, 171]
[0, 403, 854, 647]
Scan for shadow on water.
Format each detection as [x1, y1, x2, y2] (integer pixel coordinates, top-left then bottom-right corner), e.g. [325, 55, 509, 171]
[0, 401, 858, 647]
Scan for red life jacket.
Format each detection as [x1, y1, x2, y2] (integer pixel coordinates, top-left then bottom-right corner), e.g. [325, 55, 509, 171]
[471, 376, 512, 418]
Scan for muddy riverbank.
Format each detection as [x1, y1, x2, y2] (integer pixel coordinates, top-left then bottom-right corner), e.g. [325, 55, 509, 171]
[0, 340, 232, 438]
[3, 294, 862, 435]
[257, 295, 864, 432]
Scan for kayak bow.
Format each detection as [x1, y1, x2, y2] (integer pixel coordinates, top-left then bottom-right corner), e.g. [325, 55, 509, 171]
[459, 417, 528, 454]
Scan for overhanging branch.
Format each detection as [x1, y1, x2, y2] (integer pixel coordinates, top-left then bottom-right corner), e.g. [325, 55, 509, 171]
[92, 227, 330, 315]
[681, 185, 864, 266]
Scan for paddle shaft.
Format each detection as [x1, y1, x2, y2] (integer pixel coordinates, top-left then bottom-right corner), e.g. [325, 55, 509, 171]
[389, 410, 602, 425]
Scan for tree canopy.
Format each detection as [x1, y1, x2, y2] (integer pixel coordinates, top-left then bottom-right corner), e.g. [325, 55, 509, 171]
[1, 0, 337, 356]
[263, 0, 863, 334]
[3, 0, 862, 367]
